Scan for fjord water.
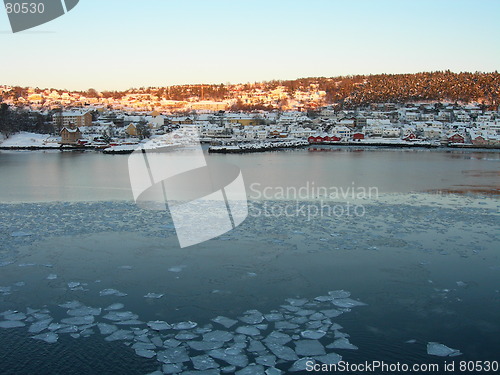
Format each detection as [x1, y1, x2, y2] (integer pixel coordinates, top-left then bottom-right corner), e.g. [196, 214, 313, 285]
[0, 147, 498, 374]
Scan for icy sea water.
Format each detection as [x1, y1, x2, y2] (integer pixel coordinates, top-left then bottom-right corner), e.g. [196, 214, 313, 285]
[0, 147, 499, 374]
[0, 197, 498, 374]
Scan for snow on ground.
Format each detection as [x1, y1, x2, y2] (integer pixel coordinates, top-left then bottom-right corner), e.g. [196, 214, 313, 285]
[0, 132, 60, 148]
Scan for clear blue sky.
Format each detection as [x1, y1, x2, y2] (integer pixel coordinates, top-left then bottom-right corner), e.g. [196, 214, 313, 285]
[0, 0, 498, 91]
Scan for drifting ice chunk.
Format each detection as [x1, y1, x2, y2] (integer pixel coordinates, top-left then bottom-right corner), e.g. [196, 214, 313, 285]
[4, 312, 27, 321]
[157, 347, 190, 364]
[300, 330, 326, 340]
[67, 307, 101, 317]
[28, 318, 53, 333]
[97, 323, 118, 335]
[104, 329, 134, 342]
[314, 296, 333, 302]
[103, 311, 138, 322]
[427, 342, 462, 357]
[61, 315, 94, 325]
[119, 265, 133, 270]
[162, 363, 183, 374]
[295, 309, 315, 317]
[330, 298, 366, 308]
[151, 336, 163, 347]
[0, 320, 25, 328]
[182, 371, 220, 375]
[320, 309, 343, 318]
[67, 282, 81, 289]
[11, 231, 32, 237]
[175, 332, 198, 340]
[328, 290, 351, 299]
[294, 340, 326, 356]
[48, 323, 66, 331]
[266, 343, 298, 361]
[315, 352, 342, 364]
[274, 321, 299, 330]
[144, 293, 164, 299]
[203, 330, 234, 342]
[221, 366, 237, 373]
[255, 355, 276, 367]
[264, 313, 284, 322]
[104, 303, 125, 311]
[147, 321, 171, 331]
[265, 368, 283, 375]
[59, 301, 82, 309]
[264, 331, 292, 345]
[56, 326, 79, 334]
[191, 354, 219, 370]
[32, 332, 58, 343]
[327, 338, 358, 350]
[236, 364, 265, 375]
[46, 274, 57, 280]
[212, 316, 238, 329]
[172, 321, 197, 330]
[309, 313, 325, 321]
[168, 265, 186, 273]
[208, 349, 249, 367]
[236, 326, 261, 336]
[289, 358, 314, 372]
[0, 261, 15, 267]
[285, 298, 308, 307]
[239, 312, 264, 325]
[99, 288, 127, 297]
[188, 340, 225, 351]
[164, 339, 181, 348]
[116, 320, 143, 325]
[248, 339, 267, 353]
[135, 349, 156, 358]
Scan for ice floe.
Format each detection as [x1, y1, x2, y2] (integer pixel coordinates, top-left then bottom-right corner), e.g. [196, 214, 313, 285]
[144, 293, 164, 299]
[99, 288, 127, 297]
[427, 342, 462, 357]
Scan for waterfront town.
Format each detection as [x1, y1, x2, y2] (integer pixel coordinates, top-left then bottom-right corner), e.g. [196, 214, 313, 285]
[1, 72, 499, 151]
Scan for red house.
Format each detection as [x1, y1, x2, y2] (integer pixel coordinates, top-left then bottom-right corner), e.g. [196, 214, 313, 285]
[448, 133, 465, 144]
[471, 135, 487, 145]
[352, 133, 365, 141]
[403, 133, 417, 141]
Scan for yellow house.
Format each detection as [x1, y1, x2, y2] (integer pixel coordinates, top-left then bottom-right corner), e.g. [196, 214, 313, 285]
[60, 127, 82, 145]
[125, 123, 138, 136]
[229, 118, 260, 126]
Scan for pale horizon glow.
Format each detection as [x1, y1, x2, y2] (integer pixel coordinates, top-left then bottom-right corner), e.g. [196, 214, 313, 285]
[0, 0, 499, 91]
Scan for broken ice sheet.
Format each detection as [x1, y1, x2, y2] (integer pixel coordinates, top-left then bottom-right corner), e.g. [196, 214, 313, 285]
[144, 293, 164, 299]
[104, 329, 134, 342]
[28, 318, 53, 333]
[104, 303, 125, 311]
[427, 342, 462, 357]
[32, 332, 58, 344]
[0, 320, 26, 328]
[67, 306, 101, 317]
[208, 349, 249, 367]
[99, 288, 127, 297]
[172, 321, 197, 330]
[330, 298, 366, 308]
[46, 274, 57, 280]
[157, 347, 190, 364]
[203, 330, 234, 342]
[326, 338, 358, 350]
[97, 323, 118, 335]
[147, 320, 171, 331]
[289, 358, 315, 372]
[300, 330, 326, 340]
[294, 340, 326, 356]
[236, 364, 266, 375]
[191, 354, 219, 370]
[168, 265, 186, 273]
[61, 315, 94, 325]
[212, 316, 238, 329]
[266, 343, 298, 361]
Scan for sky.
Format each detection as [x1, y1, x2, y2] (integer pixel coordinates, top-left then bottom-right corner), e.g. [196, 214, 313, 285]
[0, 0, 499, 91]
